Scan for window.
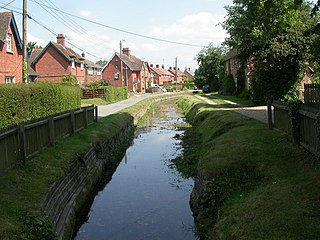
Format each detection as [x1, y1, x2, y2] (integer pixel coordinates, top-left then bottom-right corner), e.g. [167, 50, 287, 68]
[88, 67, 93, 75]
[71, 59, 75, 69]
[80, 61, 84, 70]
[6, 34, 12, 53]
[5, 76, 15, 84]
[97, 69, 101, 76]
[115, 72, 120, 80]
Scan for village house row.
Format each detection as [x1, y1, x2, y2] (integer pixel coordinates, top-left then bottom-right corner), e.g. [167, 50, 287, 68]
[0, 12, 196, 93]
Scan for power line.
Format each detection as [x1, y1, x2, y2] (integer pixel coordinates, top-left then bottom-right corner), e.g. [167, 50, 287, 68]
[0, 0, 16, 10]
[29, 0, 207, 48]
[0, 4, 105, 60]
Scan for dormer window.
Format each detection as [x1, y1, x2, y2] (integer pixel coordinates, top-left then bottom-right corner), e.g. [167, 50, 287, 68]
[80, 61, 84, 70]
[6, 33, 12, 53]
[71, 59, 75, 69]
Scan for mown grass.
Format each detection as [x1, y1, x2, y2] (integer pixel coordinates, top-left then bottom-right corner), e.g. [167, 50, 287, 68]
[176, 95, 320, 240]
[0, 97, 156, 239]
[203, 92, 256, 107]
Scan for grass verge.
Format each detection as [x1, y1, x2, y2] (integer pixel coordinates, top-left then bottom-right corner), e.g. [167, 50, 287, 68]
[202, 92, 256, 107]
[0, 97, 155, 239]
[175, 95, 320, 240]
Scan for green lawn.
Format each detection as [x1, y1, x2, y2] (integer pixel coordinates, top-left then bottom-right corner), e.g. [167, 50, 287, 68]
[176, 95, 320, 240]
[203, 92, 256, 107]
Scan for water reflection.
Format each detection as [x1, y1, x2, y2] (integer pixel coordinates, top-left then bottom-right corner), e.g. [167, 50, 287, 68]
[73, 106, 197, 240]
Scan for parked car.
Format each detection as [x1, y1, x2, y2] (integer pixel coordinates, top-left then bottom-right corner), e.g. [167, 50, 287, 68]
[202, 84, 210, 93]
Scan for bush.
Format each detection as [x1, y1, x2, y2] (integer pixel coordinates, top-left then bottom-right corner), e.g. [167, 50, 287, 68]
[0, 82, 81, 129]
[103, 86, 128, 103]
[239, 89, 252, 100]
[221, 74, 236, 95]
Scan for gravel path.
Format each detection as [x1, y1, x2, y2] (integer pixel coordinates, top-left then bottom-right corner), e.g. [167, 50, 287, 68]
[196, 95, 269, 124]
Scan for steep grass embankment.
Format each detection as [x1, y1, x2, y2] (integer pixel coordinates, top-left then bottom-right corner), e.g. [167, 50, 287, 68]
[176, 95, 320, 240]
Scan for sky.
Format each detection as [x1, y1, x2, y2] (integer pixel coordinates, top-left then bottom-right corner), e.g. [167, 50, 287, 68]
[2, 0, 236, 70]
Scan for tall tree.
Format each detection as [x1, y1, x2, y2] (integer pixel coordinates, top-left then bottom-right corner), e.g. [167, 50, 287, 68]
[223, 0, 317, 102]
[96, 60, 108, 67]
[194, 45, 225, 91]
[27, 42, 41, 57]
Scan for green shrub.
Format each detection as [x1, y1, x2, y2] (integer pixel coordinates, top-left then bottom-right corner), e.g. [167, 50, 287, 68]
[0, 82, 81, 129]
[221, 74, 236, 95]
[103, 86, 128, 103]
[239, 89, 252, 100]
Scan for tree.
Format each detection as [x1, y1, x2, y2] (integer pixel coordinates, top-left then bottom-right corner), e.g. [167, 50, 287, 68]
[223, 0, 317, 102]
[194, 45, 225, 91]
[96, 60, 108, 67]
[27, 42, 41, 57]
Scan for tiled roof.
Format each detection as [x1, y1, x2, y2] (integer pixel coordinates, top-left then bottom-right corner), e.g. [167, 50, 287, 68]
[27, 48, 43, 76]
[116, 53, 143, 71]
[151, 67, 174, 77]
[50, 41, 83, 62]
[85, 59, 101, 69]
[168, 68, 186, 77]
[0, 12, 11, 42]
[0, 12, 22, 49]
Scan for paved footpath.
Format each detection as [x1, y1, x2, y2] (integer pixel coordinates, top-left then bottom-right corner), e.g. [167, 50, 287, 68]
[196, 95, 269, 124]
[97, 93, 269, 124]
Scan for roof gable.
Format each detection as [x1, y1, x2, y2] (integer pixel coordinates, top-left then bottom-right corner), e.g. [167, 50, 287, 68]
[0, 12, 22, 49]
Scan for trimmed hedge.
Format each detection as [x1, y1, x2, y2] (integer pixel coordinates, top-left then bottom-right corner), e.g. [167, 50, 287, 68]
[0, 82, 81, 128]
[103, 86, 128, 103]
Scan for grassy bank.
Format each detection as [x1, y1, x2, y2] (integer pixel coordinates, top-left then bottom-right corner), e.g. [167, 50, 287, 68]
[175, 95, 320, 239]
[0, 97, 157, 239]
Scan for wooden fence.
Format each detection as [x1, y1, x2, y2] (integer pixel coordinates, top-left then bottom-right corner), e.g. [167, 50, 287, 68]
[272, 100, 319, 156]
[304, 83, 320, 105]
[82, 88, 106, 99]
[0, 105, 98, 174]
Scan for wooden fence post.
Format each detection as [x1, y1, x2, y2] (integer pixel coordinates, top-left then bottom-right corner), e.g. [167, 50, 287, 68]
[95, 105, 98, 122]
[49, 116, 55, 145]
[267, 100, 273, 130]
[18, 124, 26, 165]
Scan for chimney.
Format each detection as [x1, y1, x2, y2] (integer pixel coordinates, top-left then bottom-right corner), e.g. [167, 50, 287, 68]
[81, 52, 85, 58]
[162, 65, 164, 69]
[122, 47, 131, 57]
[156, 64, 159, 68]
[150, 64, 153, 67]
[169, 67, 172, 70]
[57, 34, 65, 46]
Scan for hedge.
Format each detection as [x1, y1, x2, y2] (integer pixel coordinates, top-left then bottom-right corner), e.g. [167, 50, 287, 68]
[0, 82, 81, 129]
[103, 86, 128, 103]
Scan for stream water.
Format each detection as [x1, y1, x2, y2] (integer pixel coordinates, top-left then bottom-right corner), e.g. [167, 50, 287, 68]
[73, 105, 197, 240]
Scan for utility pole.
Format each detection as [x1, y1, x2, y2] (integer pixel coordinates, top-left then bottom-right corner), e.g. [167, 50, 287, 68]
[175, 57, 178, 90]
[22, 0, 27, 83]
[119, 40, 123, 86]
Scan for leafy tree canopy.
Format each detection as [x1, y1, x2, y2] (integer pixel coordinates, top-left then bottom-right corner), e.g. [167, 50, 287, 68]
[194, 45, 225, 92]
[223, 0, 318, 102]
[96, 60, 108, 67]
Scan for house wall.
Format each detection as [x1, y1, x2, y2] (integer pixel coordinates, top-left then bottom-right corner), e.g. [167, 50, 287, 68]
[102, 55, 123, 87]
[0, 26, 23, 84]
[85, 68, 102, 86]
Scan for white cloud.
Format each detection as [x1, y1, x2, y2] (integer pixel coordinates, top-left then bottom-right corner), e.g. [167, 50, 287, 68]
[27, 33, 46, 47]
[150, 12, 227, 46]
[75, 8, 92, 17]
[142, 43, 166, 52]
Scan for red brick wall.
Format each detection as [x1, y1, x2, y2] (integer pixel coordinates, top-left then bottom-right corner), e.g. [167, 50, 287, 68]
[102, 55, 123, 87]
[34, 45, 70, 82]
[0, 26, 23, 83]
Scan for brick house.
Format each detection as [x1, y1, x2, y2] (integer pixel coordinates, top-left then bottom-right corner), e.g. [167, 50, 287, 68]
[0, 12, 23, 84]
[184, 68, 194, 81]
[168, 67, 186, 83]
[150, 64, 174, 85]
[30, 34, 101, 85]
[102, 48, 149, 93]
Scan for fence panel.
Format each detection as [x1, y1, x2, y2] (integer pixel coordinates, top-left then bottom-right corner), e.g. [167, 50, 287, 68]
[273, 101, 291, 135]
[54, 113, 72, 141]
[75, 109, 85, 132]
[24, 119, 50, 159]
[82, 88, 106, 99]
[300, 105, 319, 155]
[0, 128, 19, 172]
[304, 84, 320, 105]
[0, 105, 97, 174]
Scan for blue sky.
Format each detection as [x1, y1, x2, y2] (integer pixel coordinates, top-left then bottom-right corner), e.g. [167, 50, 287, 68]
[4, 0, 315, 71]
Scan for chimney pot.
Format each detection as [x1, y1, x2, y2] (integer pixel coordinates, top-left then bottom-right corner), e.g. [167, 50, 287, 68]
[156, 64, 159, 68]
[122, 47, 131, 57]
[162, 65, 164, 69]
[57, 34, 65, 46]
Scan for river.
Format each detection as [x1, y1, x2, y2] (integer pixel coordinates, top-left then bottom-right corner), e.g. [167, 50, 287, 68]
[73, 103, 197, 240]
